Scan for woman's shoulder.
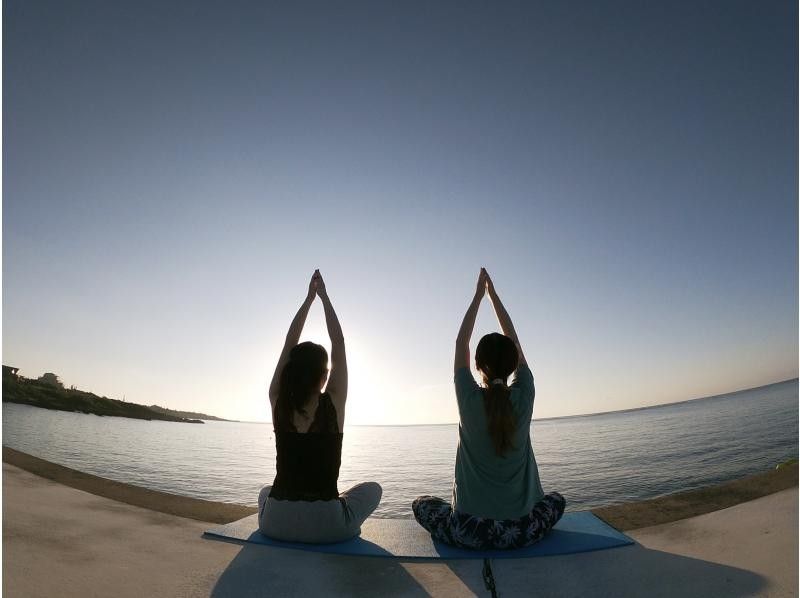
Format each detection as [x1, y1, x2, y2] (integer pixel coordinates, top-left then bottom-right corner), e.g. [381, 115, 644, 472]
[316, 393, 340, 433]
[510, 364, 534, 394]
[454, 367, 481, 392]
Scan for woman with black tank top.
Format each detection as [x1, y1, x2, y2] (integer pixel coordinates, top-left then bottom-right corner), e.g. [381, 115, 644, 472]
[258, 270, 382, 543]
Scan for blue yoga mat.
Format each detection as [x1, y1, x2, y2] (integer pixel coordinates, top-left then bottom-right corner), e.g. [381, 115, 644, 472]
[203, 512, 633, 560]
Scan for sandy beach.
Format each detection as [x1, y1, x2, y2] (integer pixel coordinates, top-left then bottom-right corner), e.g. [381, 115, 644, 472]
[3, 450, 797, 597]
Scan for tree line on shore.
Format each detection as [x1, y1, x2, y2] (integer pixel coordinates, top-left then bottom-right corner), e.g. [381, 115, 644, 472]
[2, 367, 226, 424]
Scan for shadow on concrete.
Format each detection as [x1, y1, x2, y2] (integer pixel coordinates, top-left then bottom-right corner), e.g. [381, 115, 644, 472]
[210, 542, 430, 597]
[203, 527, 395, 558]
[446, 542, 767, 598]
[209, 540, 767, 597]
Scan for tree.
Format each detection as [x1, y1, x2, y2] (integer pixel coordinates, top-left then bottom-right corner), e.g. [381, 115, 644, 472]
[37, 373, 64, 389]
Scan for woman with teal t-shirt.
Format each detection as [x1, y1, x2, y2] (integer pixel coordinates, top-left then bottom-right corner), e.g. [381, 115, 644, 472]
[412, 269, 565, 550]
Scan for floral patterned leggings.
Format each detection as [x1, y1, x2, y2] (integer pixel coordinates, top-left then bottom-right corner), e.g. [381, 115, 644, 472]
[412, 492, 566, 550]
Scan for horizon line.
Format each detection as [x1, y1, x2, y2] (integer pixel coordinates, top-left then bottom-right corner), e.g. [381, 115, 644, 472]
[228, 376, 798, 427]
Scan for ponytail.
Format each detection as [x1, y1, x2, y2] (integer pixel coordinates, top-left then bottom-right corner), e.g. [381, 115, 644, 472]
[475, 333, 520, 457]
[483, 382, 516, 456]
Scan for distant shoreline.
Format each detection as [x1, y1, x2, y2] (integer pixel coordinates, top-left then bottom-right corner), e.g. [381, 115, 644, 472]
[537, 376, 799, 423]
[1, 371, 229, 424]
[2, 446, 796, 530]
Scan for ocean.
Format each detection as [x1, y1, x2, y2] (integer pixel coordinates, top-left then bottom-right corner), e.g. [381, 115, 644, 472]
[3, 379, 797, 518]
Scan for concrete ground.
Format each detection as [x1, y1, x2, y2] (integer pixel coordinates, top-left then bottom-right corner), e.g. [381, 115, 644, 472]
[3, 463, 797, 597]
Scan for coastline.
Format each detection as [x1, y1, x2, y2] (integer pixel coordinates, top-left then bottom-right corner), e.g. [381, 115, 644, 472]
[593, 463, 798, 530]
[2, 447, 254, 524]
[3, 446, 796, 530]
[1, 375, 208, 424]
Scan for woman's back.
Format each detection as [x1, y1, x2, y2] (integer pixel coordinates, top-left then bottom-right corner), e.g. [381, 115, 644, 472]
[271, 393, 343, 501]
[259, 270, 382, 544]
[452, 364, 544, 519]
[413, 269, 564, 550]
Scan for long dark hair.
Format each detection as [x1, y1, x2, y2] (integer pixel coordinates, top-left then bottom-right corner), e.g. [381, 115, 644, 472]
[275, 342, 328, 431]
[475, 333, 519, 456]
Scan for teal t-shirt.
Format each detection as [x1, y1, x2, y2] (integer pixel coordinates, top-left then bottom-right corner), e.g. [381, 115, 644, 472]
[452, 364, 544, 520]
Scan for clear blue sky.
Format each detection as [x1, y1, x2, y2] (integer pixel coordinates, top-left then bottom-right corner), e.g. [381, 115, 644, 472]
[4, 0, 797, 424]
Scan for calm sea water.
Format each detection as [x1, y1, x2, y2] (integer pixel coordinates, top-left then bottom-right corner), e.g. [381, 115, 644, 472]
[3, 380, 797, 518]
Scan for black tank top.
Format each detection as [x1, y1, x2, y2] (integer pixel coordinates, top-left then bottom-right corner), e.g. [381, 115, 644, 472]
[269, 393, 343, 501]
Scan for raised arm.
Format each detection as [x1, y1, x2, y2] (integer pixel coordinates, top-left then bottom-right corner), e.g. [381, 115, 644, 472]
[485, 271, 527, 366]
[315, 273, 347, 426]
[455, 269, 488, 372]
[268, 272, 318, 411]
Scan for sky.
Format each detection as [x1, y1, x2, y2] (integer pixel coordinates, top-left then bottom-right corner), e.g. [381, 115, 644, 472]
[4, 0, 797, 425]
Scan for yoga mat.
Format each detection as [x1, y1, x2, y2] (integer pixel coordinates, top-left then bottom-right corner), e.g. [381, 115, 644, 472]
[203, 512, 634, 560]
